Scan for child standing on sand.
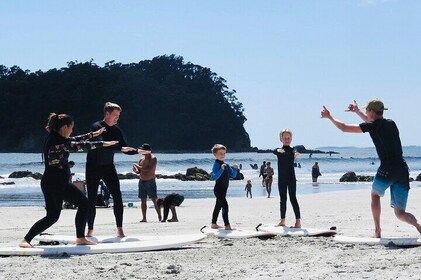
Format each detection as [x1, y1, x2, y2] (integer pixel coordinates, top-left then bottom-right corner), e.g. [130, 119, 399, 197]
[211, 144, 239, 230]
[274, 128, 301, 228]
[245, 179, 252, 198]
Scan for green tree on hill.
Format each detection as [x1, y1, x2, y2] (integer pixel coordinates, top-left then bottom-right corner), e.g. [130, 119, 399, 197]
[0, 55, 251, 152]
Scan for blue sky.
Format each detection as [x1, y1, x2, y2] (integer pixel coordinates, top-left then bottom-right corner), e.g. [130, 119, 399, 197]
[1, 0, 420, 149]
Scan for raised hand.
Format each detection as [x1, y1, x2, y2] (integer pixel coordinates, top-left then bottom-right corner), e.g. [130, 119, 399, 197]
[92, 127, 106, 137]
[232, 164, 239, 169]
[321, 106, 331, 119]
[346, 100, 359, 112]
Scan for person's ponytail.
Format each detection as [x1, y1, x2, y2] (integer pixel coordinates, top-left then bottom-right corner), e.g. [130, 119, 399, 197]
[45, 113, 73, 133]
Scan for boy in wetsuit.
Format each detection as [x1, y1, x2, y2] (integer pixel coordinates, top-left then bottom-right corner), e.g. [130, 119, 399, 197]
[211, 144, 239, 230]
[157, 193, 185, 222]
[274, 129, 301, 228]
[322, 99, 421, 238]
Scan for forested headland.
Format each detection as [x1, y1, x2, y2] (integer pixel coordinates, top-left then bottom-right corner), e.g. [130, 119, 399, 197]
[0, 55, 252, 152]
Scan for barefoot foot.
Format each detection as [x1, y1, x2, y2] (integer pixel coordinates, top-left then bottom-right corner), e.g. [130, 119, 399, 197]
[19, 239, 32, 248]
[117, 227, 126, 238]
[225, 225, 236, 231]
[76, 237, 97, 246]
[86, 229, 94, 237]
[211, 223, 223, 229]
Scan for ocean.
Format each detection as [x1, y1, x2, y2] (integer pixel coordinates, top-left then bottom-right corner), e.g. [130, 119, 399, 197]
[1, 147, 421, 207]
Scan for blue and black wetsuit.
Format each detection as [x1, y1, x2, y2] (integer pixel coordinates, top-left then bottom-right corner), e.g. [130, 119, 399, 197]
[86, 120, 137, 231]
[211, 159, 238, 226]
[273, 146, 301, 219]
[24, 132, 104, 243]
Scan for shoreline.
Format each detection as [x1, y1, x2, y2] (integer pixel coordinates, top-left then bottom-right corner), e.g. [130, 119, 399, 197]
[3, 189, 421, 279]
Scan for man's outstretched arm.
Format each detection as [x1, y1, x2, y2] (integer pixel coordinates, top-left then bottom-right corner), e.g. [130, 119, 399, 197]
[321, 106, 362, 133]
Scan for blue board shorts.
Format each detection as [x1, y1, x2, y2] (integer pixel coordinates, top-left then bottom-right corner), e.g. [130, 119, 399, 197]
[372, 176, 409, 211]
[138, 178, 157, 199]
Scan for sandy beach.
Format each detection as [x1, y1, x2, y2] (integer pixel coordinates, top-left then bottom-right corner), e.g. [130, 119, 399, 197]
[2, 188, 421, 279]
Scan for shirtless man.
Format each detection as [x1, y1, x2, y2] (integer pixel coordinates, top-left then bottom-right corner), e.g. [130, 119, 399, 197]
[132, 143, 161, 222]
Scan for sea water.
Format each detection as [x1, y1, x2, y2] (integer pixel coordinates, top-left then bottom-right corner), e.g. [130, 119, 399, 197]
[1, 147, 421, 206]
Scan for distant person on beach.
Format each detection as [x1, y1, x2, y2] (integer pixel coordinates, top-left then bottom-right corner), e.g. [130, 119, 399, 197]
[259, 161, 267, 187]
[19, 113, 118, 248]
[274, 128, 301, 228]
[321, 99, 421, 238]
[132, 143, 161, 222]
[312, 162, 322, 183]
[245, 179, 252, 198]
[263, 162, 274, 198]
[86, 102, 139, 238]
[210, 144, 239, 230]
[157, 193, 185, 222]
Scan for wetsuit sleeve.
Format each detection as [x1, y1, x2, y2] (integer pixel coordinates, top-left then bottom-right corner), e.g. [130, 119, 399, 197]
[227, 165, 238, 178]
[69, 132, 93, 142]
[273, 149, 279, 155]
[211, 161, 224, 180]
[62, 141, 105, 152]
[114, 127, 138, 155]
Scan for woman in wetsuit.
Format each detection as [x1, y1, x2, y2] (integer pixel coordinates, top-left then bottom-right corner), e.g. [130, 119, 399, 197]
[19, 113, 118, 248]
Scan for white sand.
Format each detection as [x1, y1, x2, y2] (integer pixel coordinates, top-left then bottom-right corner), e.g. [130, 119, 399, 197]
[2, 187, 421, 279]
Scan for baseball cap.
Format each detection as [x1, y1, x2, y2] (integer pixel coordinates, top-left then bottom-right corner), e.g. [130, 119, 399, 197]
[139, 143, 151, 151]
[363, 98, 388, 111]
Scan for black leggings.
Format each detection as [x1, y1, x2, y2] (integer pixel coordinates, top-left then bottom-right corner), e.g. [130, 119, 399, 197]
[278, 180, 301, 219]
[86, 164, 123, 230]
[24, 182, 88, 242]
[212, 186, 230, 226]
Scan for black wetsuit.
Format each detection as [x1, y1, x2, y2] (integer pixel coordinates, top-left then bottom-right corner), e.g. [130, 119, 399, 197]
[211, 160, 237, 226]
[24, 132, 104, 242]
[162, 193, 185, 221]
[273, 146, 301, 219]
[86, 120, 137, 230]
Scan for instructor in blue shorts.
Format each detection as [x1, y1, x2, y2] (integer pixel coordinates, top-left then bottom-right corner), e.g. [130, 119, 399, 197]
[133, 143, 162, 222]
[321, 98, 421, 238]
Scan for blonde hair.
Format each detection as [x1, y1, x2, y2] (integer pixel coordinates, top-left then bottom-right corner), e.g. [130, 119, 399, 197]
[104, 102, 122, 114]
[211, 144, 226, 154]
[280, 128, 293, 139]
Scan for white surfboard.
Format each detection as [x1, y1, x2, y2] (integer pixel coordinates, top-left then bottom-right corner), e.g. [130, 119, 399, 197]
[200, 226, 276, 239]
[256, 224, 337, 237]
[34, 234, 159, 244]
[0, 233, 206, 256]
[334, 235, 421, 247]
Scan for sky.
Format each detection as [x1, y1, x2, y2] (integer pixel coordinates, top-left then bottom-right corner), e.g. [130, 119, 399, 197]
[1, 0, 420, 149]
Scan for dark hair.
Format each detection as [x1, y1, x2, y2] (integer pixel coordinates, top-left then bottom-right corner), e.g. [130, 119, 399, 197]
[157, 198, 164, 208]
[69, 161, 75, 165]
[104, 102, 122, 114]
[45, 113, 73, 133]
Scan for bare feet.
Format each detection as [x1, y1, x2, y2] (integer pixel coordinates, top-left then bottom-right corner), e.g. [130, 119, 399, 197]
[86, 229, 94, 237]
[291, 219, 301, 228]
[276, 219, 286, 227]
[19, 239, 32, 248]
[76, 237, 97, 246]
[211, 223, 223, 229]
[117, 227, 126, 238]
[225, 225, 236, 231]
[168, 219, 178, 222]
[373, 230, 381, 238]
